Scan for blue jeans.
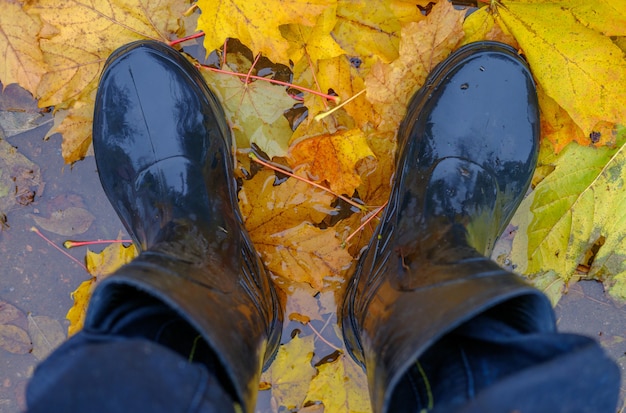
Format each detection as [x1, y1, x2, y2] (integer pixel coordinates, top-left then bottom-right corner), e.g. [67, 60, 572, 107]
[26, 295, 619, 413]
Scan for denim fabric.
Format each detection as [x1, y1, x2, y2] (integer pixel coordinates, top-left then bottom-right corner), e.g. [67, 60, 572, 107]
[26, 333, 236, 413]
[390, 313, 620, 413]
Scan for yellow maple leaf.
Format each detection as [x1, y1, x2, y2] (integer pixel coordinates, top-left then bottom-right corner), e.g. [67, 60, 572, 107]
[258, 222, 353, 290]
[240, 169, 335, 232]
[536, 85, 589, 153]
[332, 0, 428, 67]
[305, 353, 371, 413]
[66, 242, 137, 335]
[493, 1, 626, 137]
[44, 88, 96, 163]
[260, 334, 317, 411]
[196, 0, 334, 63]
[356, 130, 395, 207]
[314, 56, 373, 128]
[511, 0, 626, 37]
[22, 0, 187, 163]
[201, 66, 296, 158]
[239, 169, 353, 289]
[281, 6, 345, 66]
[0, 2, 47, 96]
[288, 128, 376, 196]
[365, 0, 465, 132]
[26, 0, 188, 107]
[461, 6, 518, 48]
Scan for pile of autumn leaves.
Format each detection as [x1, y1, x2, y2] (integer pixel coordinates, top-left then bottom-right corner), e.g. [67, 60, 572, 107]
[2, 0, 626, 411]
[2, 0, 626, 325]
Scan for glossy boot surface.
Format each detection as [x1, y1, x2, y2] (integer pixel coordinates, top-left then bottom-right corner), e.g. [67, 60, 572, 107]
[342, 42, 556, 412]
[88, 40, 281, 412]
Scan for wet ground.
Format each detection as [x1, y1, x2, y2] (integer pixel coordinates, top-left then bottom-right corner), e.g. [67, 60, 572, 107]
[0, 83, 624, 412]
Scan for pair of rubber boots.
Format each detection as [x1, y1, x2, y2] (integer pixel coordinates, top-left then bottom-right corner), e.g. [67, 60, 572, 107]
[86, 41, 615, 413]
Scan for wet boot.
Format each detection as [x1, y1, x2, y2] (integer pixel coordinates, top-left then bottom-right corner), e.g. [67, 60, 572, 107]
[87, 40, 282, 412]
[342, 42, 619, 412]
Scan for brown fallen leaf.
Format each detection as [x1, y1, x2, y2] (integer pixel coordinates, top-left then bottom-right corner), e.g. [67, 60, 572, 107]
[0, 301, 21, 325]
[0, 324, 31, 355]
[31, 206, 95, 236]
[284, 283, 325, 323]
[0, 138, 43, 219]
[27, 314, 65, 360]
[256, 222, 353, 291]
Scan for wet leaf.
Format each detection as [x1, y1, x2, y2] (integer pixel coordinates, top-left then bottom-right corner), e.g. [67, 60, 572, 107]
[0, 301, 22, 325]
[21, 0, 189, 163]
[511, 129, 626, 301]
[332, 0, 427, 67]
[66, 242, 138, 335]
[26, 0, 188, 107]
[461, 6, 517, 48]
[0, 138, 43, 218]
[494, 1, 626, 137]
[0, 324, 31, 355]
[27, 314, 64, 360]
[284, 284, 325, 323]
[260, 334, 317, 411]
[66, 279, 93, 337]
[258, 222, 352, 291]
[0, 1, 47, 96]
[196, 0, 333, 63]
[288, 128, 376, 196]
[365, 0, 465, 132]
[512, 0, 626, 37]
[314, 55, 373, 127]
[86, 242, 138, 277]
[240, 169, 335, 232]
[45, 88, 96, 163]
[31, 206, 95, 236]
[305, 353, 371, 413]
[536, 85, 587, 153]
[239, 169, 353, 289]
[202, 67, 296, 158]
[0, 111, 51, 139]
[281, 6, 345, 66]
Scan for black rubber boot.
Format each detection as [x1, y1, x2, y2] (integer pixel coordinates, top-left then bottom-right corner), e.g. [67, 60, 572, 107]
[88, 40, 282, 412]
[342, 42, 617, 412]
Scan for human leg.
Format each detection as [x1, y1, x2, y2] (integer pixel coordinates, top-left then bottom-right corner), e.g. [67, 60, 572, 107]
[342, 41, 619, 413]
[26, 40, 282, 413]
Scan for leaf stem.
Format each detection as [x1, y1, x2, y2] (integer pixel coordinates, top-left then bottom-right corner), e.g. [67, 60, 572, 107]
[343, 200, 387, 246]
[315, 89, 366, 121]
[30, 227, 87, 271]
[307, 321, 342, 352]
[249, 153, 366, 211]
[169, 31, 205, 47]
[198, 64, 339, 102]
[63, 239, 132, 249]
